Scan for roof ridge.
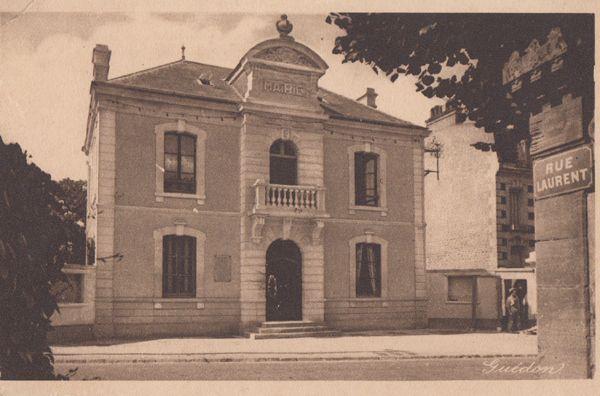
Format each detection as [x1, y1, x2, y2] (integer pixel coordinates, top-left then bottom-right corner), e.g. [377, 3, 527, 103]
[318, 87, 423, 129]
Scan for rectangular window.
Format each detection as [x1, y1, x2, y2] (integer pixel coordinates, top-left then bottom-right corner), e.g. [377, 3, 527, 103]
[528, 212, 535, 220]
[510, 245, 527, 267]
[51, 274, 84, 303]
[163, 235, 196, 297]
[355, 152, 379, 206]
[164, 132, 196, 193]
[447, 276, 472, 302]
[356, 243, 381, 297]
[509, 189, 521, 227]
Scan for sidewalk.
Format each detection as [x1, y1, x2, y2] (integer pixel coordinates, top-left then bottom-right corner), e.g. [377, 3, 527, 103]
[52, 331, 538, 364]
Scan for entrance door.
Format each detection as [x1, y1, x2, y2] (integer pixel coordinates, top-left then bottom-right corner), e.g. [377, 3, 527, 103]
[266, 239, 302, 321]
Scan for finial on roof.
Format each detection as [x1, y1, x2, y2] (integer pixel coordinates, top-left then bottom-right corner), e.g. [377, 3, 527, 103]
[181, 45, 186, 60]
[276, 14, 293, 38]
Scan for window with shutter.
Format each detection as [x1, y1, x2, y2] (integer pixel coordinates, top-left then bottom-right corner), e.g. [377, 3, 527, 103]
[354, 152, 379, 206]
[162, 235, 196, 297]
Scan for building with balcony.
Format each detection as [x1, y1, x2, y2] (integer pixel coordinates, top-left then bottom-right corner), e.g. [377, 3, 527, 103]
[424, 103, 536, 330]
[83, 16, 429, 339]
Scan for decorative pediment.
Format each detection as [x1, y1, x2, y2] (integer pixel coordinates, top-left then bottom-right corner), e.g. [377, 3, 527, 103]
[255, 47, 319, 68]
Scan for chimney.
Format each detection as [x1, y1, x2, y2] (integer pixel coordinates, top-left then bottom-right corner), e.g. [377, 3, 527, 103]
[430, 105, 443, 119]
[357, 87, 378, 108]
[92, 44, 111, 81]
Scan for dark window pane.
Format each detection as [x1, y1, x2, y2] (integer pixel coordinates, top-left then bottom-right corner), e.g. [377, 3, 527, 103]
[163, 132, 197, 194]
[181, 155, 195, 174]
[356, 243, 381, 297]
[164, 133, 179, 153]
[180, 135, 196, 156]
[270, 140, 297, 185]
[355, 152, 379, 206]
[164, 154, 178, 172]
[163, 235, 196, 297]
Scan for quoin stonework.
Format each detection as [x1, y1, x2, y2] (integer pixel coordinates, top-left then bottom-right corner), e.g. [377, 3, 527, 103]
[82, 16, 429, 339]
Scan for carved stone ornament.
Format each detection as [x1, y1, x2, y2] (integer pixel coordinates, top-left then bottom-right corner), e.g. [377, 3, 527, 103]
[255, 47, 317, 68]
[502, 27, 568, 85]
[251, 215, 266, 244]
[282, 217, 293, 240]
[311, 219, 325, 245]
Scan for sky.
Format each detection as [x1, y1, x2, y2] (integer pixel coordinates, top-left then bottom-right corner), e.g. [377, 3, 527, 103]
[0, 11, 442, 181]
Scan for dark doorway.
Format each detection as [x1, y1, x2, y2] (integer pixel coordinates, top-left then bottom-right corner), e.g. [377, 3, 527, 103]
[266, 239, 302, 321]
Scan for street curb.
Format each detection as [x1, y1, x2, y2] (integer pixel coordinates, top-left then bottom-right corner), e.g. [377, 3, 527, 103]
[55, 353, 539, 365]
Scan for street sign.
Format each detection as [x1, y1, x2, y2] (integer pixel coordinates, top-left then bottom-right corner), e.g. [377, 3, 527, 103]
[533, 145, 593, 200]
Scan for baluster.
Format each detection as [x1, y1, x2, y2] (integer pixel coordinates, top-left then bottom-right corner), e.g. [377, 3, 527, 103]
[277, 186, 283, 206]
[293, 188, 299, 209]
[308, 189, 314, 209]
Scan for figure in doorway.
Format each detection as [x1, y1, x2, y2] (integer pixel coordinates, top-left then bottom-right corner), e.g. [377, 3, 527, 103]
[267, 274, 279, 318]
[506, 287, 521, 332]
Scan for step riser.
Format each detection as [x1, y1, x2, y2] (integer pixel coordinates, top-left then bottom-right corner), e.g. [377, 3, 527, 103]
[261, 321, 316, 328]
[258, 326, 326, 334]
[251, 331, 339, 340]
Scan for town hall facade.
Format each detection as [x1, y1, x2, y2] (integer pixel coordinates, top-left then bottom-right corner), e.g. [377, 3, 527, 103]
[84, 16, 429, 338]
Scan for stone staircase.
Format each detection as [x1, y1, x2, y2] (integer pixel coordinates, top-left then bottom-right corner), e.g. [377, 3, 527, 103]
[246, 321, 339, 340]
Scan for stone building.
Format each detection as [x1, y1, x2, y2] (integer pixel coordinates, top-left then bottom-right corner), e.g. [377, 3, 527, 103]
[82, 17, 429, 339]
[424, 103, 536, 330]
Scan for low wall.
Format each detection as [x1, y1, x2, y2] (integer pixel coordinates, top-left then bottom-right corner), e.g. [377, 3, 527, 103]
[51, 264, 96, 327]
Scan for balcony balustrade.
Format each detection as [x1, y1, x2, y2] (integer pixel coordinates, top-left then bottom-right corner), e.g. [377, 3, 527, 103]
[252, 179, 326, 217]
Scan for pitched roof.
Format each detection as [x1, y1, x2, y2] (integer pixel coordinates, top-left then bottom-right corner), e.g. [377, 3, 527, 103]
[106, 59, 424, 129]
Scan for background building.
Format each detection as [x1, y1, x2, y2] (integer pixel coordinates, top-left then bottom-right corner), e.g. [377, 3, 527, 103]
[81, 17, 429, 339]
[424, 103, 536, 330]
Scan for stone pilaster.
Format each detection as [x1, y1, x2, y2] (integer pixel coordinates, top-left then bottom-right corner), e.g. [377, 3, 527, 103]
[94, 109, 116, 338]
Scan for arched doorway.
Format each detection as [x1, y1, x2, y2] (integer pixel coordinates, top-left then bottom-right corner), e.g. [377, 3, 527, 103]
[266, 239, 302, 321]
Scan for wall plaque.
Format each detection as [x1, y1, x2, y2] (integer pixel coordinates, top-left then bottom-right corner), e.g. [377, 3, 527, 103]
[213, 255, 232, 282]
[529, 95, 583, 156]
[533, 145, 593, 200]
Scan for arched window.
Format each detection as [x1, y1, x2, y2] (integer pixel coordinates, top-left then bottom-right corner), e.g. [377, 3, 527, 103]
[269, 139, 297, 185]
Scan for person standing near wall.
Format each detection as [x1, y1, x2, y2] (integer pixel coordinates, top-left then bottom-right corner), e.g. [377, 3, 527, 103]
[506, 288, 521, 332]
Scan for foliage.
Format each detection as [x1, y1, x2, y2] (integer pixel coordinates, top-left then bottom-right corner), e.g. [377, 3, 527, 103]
[326, 13, 594, 156]
[56, 178, 87, 265]
[0, 136, 80, 380]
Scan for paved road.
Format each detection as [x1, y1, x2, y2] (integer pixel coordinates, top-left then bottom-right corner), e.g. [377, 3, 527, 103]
[56, 357, 564, 381]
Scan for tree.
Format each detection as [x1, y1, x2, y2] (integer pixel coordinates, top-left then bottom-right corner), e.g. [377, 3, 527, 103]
[56, 178, 87, 265]
[326, 13, 594, 158]
[0, 136, 78, 379]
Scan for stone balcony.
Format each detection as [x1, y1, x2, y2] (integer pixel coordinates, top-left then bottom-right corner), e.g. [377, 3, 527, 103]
[249, 179, 328, 244]
[252, 179, 327, 217]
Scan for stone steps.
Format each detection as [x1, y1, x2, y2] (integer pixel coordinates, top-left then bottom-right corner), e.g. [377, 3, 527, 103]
[246, 321, 339, 339]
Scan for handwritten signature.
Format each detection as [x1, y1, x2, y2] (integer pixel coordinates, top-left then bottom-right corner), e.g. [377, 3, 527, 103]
[482, 358, 565, 375]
